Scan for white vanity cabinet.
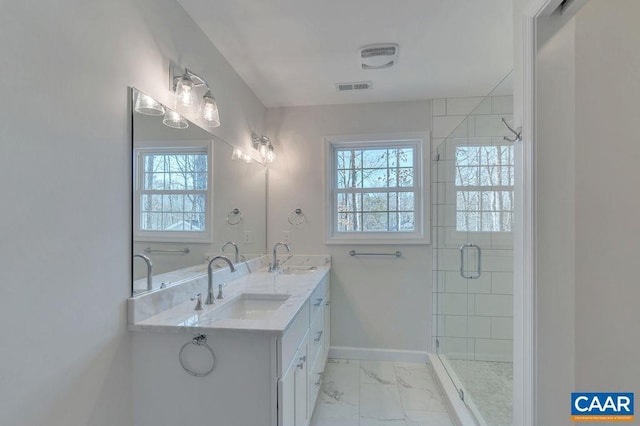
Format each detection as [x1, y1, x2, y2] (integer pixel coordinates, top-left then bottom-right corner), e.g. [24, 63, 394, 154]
[278, 274, 329, 426]
[131, 269, 330, 426]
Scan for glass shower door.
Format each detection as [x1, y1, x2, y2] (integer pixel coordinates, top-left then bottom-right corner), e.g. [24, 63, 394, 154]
[433, 72, 515, 426]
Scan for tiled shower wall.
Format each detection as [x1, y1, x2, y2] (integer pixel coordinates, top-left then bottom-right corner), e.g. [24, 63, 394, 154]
[431, 95, 514, 362]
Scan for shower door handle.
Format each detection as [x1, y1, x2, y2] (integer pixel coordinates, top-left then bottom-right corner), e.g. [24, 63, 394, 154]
[460, 244, 481, 279]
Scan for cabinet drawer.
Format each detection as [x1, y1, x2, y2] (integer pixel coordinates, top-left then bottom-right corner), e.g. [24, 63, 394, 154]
[280, 301, 310, 376]
[308, 308, 324, 366]
[309, 275, 328, 320]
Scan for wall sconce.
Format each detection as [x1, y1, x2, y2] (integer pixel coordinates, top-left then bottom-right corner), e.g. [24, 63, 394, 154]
[170, 63, 221, 128]
[252, 134, 276, 163]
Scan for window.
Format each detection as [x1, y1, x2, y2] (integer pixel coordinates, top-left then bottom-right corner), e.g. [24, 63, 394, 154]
[326, 134, 430, 244]
[455, 144, 514, 232]
[134, 147, 210, 241]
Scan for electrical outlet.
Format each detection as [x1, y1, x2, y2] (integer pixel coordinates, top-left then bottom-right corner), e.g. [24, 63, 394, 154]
[243, 231, 252, 244]
[282, 230, 291, 244]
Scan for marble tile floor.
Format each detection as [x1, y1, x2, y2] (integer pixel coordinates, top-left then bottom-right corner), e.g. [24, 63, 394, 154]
[448, 359, 512, 426]
[310, 359, 455, 426]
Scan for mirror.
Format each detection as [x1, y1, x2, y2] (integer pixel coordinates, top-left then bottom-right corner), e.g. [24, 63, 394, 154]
[131, 88, 267, 295]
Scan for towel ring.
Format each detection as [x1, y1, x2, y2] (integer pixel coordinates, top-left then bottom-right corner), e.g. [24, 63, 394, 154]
[179, 334, 216, 377]
[226, 208, 243, 225]
[288, 208, 305, 226]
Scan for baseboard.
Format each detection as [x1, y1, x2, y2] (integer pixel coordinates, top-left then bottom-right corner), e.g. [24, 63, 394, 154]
[328, 346, 429, 363]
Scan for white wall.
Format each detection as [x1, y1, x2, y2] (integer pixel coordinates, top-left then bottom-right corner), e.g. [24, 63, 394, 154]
[574, 0, 640, 395]
[266, 101, 432, 356]
[535, 14, 576, 426]
[0, 1, 266, 425]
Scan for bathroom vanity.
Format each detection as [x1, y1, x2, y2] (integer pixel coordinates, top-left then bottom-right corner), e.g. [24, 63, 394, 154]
[128, 256, 330, 426]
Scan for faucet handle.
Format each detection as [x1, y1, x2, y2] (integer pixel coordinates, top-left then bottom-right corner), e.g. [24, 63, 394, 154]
[191, 293, 204, 310]
[216, 283, 227, 300]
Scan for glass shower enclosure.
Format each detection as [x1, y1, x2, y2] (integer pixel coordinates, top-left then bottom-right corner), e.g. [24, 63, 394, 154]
[432, 73, 514, 426]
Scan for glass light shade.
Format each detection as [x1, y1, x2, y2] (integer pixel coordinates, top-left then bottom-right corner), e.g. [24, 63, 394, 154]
[175, 72, 196, 107]
[231, 148, 242, 161]
[134, 92, 165, 116]
[259, 141, 268, 161]
[200, 91, 221, 127]
[162, 110, 188, 129]
[242, 153, 252, 163]
[266, 144, 276, 163]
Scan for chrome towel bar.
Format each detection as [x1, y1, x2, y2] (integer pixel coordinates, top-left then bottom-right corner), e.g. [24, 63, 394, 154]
[349, 250, 401, 257]
[144, 247, 190, 254]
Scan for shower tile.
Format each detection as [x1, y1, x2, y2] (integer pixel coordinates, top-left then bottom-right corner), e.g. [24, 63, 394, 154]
[491, 272, 513, 294]
[474, 339, 513, 362]
[475, 294, 512, 317]
[446, 97, 485, 116]
[491, 317, 513, 340]
[475, 97, 493, 114]
[433, 116, 467, 139]
[491, 95, 514, 114]
[474, 114, 510, 137]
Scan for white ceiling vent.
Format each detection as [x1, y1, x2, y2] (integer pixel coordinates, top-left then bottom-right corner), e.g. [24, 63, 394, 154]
[336, 81, 373, 92]
[359, 44, 399, 70]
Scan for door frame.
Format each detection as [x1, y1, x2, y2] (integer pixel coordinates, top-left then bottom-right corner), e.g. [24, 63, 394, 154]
[515, 1, 589, 425]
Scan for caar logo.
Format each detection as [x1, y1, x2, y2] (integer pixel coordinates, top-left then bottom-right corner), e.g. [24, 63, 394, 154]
[571, 393, 634, 422]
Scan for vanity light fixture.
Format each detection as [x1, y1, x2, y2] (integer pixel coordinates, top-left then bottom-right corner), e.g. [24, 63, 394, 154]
[170, 63, 221, 128]
[134, 92, 165, 116]
[162, 110, 189, 129]
[252, 134, 276, 163]
[200, 90, 220, 128]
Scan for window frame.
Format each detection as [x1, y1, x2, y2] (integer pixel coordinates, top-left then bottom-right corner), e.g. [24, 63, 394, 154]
[324, 132, 431, 245]
[133, 144, 212, 243]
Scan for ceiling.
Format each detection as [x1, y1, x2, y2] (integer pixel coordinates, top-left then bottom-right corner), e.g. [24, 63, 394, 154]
[177, 0, 513, 107]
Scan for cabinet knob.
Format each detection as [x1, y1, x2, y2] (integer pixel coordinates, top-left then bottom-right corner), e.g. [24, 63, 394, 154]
[297, 355, 306, 369]
[313, 298, 324, 307]
[325, 300, 331, 306]
[315, 371, 324, 386]
[314, 331, 323, 342]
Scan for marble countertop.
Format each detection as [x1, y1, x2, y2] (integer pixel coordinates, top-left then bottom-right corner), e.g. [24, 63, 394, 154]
[129, 263, 329, 335]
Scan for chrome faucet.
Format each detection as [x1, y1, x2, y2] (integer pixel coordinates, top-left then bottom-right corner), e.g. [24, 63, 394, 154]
[271, 242, 291, 272]
[207, 255, 236, 305]
[221, 241, 239, 264]
[133, 253, 153, 292]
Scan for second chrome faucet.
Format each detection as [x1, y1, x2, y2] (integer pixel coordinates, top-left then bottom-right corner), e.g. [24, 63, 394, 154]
[207, 255, 236, 305]
[270, 242, 291, 272]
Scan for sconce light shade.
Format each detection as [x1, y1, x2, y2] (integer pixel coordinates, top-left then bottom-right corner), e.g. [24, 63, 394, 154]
[267, 143, 276, 163]
[162, 110, 189, 129]
[134, 92, 165, 116]
[175, 71, 196, 107]
[200, 90, 220, 127]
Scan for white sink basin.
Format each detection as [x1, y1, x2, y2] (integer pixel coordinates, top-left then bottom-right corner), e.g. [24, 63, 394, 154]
[215, 293, 290, 320]
[279, 266, 317, 275]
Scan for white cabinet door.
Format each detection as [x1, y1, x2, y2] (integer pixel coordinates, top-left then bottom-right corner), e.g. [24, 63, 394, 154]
[294, 336, 308, 426]
[323, 285, 331, 362]
[279, 360, 295, 426]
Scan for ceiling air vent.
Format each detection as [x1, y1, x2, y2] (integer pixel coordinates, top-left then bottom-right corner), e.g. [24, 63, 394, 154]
[359, 43, 399, 70]
[336, 81, 373, 92]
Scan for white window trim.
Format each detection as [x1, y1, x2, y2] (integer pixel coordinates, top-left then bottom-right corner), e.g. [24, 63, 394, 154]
[133, 144, 213, 243]
[324, 132, 431, 245]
